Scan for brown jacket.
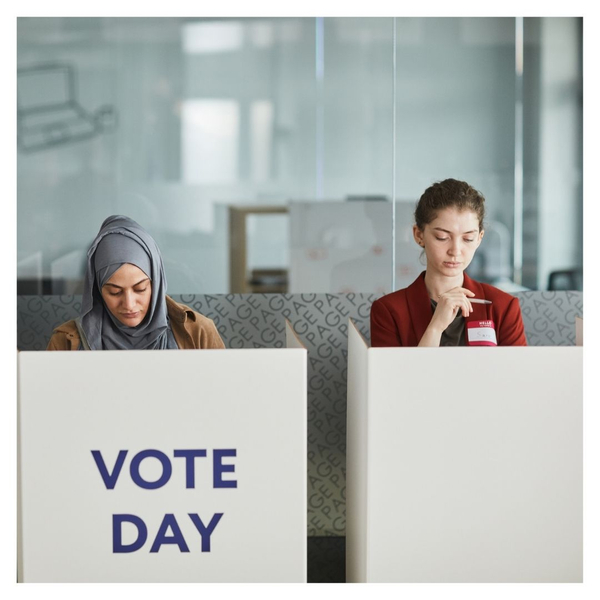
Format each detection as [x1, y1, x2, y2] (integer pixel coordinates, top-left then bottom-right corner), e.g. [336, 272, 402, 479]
[46, 296, 225, 350]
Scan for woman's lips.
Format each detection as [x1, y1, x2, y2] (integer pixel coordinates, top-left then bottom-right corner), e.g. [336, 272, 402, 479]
[121, 312, 140, 319]
[443, 262, 461, 268]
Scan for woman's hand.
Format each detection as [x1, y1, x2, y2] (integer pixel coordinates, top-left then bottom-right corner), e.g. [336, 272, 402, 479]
[418, 287, 475, 347]
[431, 287, 475, 331]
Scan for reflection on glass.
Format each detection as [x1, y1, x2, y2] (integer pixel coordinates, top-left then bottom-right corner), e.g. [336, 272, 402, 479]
[181, 99, 240, 184]
[182, 20, 244, 54]
[249, 100, 273, 183]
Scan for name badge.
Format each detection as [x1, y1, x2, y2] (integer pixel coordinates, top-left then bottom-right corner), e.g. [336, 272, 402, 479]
[467, 320, 497, 346]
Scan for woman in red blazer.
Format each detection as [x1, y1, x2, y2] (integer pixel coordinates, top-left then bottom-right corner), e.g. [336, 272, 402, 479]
[370, 179, 527, 347]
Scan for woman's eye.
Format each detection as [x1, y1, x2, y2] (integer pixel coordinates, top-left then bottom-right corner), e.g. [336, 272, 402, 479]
[109, 291, 121, 297]
[464, 238, 475, 243]
[435, 237, 448, 241]
[134, 288, 148, 293]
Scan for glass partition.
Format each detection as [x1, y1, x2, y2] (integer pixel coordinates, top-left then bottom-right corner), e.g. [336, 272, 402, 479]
[17, 17, 583, 294]
[522, 17, 583, 291]
[393, 17, 518, 291]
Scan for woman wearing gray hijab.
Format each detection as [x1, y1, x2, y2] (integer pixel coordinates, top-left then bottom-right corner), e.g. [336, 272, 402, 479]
[47, 215, 225, 350]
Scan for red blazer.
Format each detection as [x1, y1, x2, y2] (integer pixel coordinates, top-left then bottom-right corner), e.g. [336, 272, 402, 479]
[370, 271, 527, 347]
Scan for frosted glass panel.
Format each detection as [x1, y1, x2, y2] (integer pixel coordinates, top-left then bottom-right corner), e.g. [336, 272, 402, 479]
[17, 17, 582, 294]
[393, 17, 516, 289]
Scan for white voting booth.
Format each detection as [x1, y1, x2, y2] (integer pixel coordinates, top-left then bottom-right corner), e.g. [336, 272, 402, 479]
[18, 322, 306, 583]
[347, 321, 582, 583]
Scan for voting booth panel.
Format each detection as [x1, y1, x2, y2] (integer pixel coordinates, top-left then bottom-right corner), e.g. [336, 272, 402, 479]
[18, 335, 306, 582]
[346, 322, 369, 583]
[346, 321, 582, 583]
[17, 291, 582, 541]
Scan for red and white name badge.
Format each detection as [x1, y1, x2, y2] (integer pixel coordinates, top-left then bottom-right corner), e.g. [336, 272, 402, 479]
[467, 320, 498, 346]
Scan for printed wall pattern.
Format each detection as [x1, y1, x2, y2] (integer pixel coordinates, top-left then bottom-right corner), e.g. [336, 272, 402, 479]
[17, 291, 582, 535]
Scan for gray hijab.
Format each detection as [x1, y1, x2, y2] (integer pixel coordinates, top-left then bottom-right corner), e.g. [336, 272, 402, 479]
[80, 215, 178, 350]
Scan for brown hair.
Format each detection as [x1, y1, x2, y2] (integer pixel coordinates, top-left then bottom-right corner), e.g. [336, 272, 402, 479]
[414, 178, 485, 231]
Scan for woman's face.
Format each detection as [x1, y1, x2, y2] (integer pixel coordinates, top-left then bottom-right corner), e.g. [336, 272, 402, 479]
[413, 207, 484, 279]
[101, 263, 152, 327]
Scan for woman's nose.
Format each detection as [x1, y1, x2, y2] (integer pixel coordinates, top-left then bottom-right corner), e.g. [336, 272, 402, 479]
[121, 291, 136, 309]
[448, 241, 461, 257]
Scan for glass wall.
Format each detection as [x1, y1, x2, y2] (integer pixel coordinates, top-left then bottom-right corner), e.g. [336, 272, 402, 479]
[393, 18, 517, 290]
[17, 17, 583, 295]
[522, 17, 583, 291]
